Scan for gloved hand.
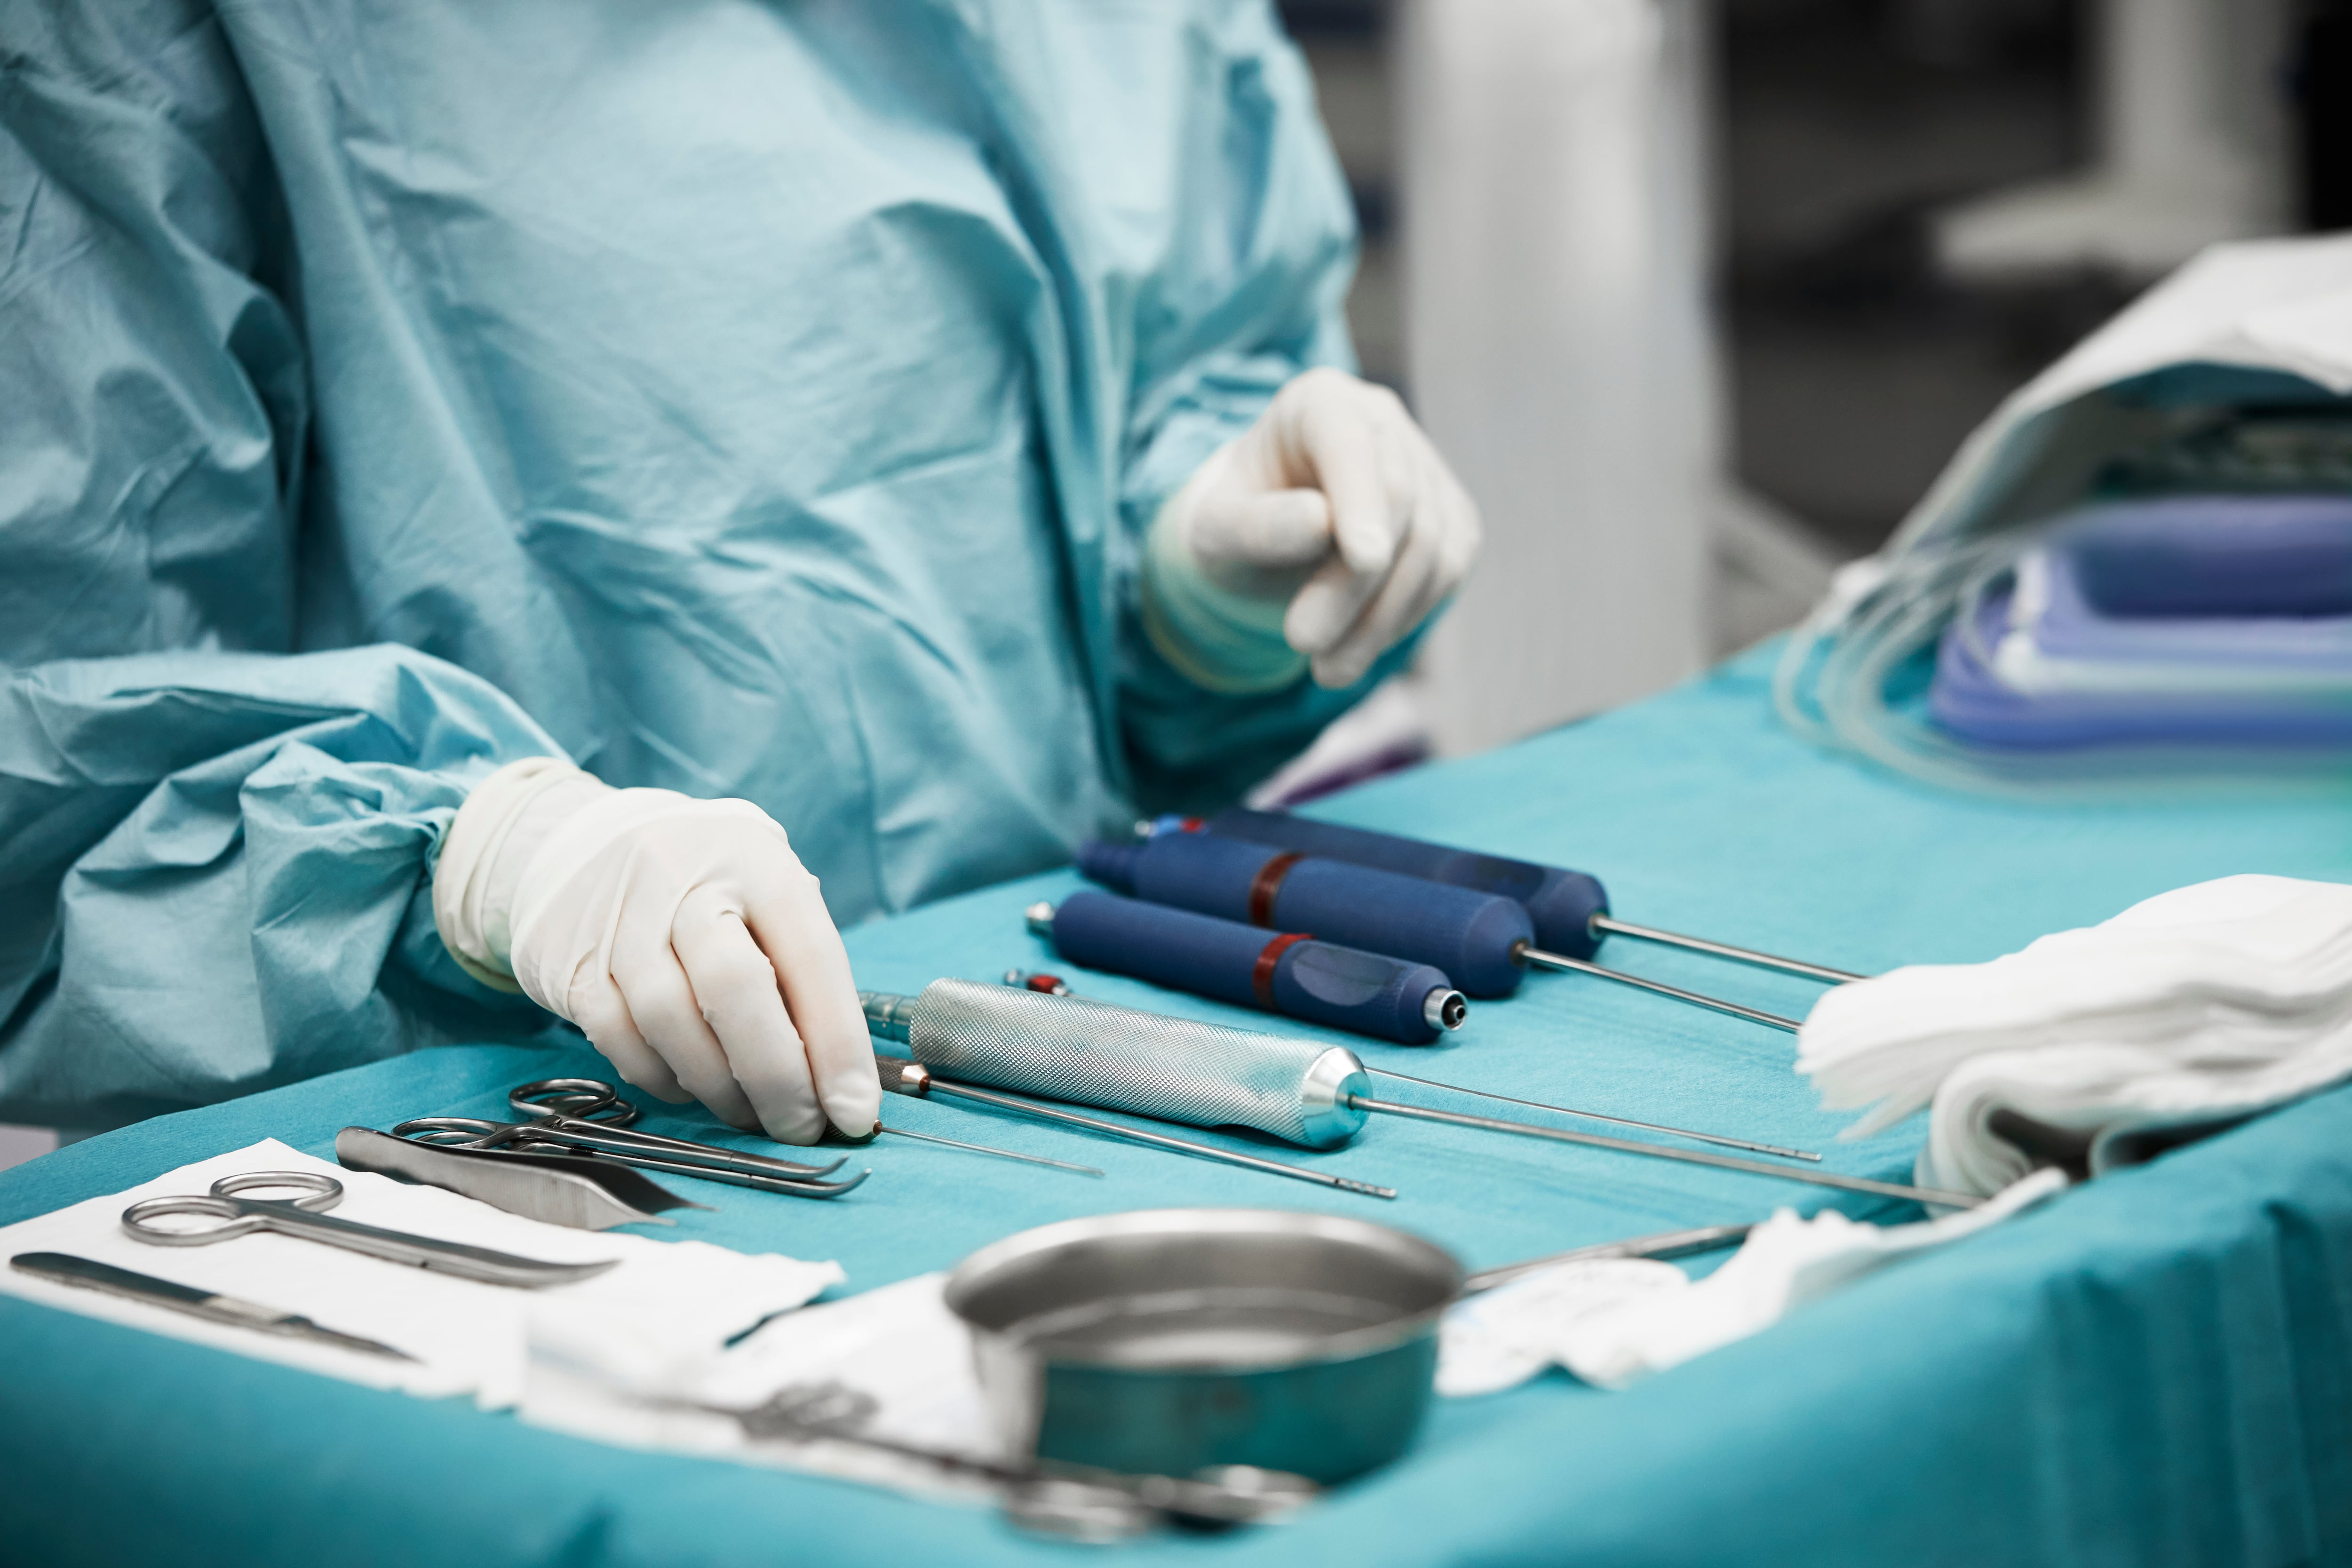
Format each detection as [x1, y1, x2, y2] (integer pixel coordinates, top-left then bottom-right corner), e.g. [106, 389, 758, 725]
[1146, 367, 1482, 692]
[434, 758, 879, 1145]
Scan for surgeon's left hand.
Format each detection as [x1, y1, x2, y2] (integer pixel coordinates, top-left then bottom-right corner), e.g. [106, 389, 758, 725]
[1149, 367, 1481, 690]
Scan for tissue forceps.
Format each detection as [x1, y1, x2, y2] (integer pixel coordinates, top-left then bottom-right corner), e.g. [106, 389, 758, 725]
[119, 1170, 614, 1288]
[502, 1078, 852, 1180]
[516, 1075, 1099, 1180]
[394, 1117, 869, 1200]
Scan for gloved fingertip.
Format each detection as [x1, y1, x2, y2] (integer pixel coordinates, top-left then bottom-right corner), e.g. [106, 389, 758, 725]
[1311, 653, 1367, 690]
[757, 1104, 829, 1146]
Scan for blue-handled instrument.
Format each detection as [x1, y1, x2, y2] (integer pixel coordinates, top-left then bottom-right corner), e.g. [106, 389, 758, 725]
[1177, 809, 1866, 986]
[1079, 832, 1813, 1032]
[1028, 890, 1466, 1045]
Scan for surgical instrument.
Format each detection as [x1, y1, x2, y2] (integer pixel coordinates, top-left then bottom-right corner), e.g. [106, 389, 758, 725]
[511, 1077, 1079, 1180]
[396, 1114, 869, 1200]
[1462, 1222, 1757, 1293]
[120, 1170, 617, 1287]
[1025, 892, 1467, 1044]
[999, 971, 1820, 1162]
[675, 1379, 1318, 1538]
[11, 1251, 420, 1362]
[336, 1126, 706, 1229]
[504, 1079, 851, 1178]
[1175, 809, 1866, 984]
[880, 1058, 1396, 1199]
[866, 981, 1980, 1208]
[1082, 832, 1808, 1032]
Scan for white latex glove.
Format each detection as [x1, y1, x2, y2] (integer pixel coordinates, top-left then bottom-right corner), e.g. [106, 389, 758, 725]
[434, 758, 879, 1145]
[1144, 367, 1482, 691]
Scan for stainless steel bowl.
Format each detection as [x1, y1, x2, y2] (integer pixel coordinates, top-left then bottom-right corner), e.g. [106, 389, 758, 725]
[944, 1208, 1462, 1486]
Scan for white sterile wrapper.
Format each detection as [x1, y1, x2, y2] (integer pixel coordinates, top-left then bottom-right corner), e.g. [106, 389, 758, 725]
[1437, 1259, 1687, 1397]
[0, 1139, 841, 1408]
[1800, 876, 2352, 1195]
[521, 1271, 1010, 1504]
[1442, 1171, 2065, 1395]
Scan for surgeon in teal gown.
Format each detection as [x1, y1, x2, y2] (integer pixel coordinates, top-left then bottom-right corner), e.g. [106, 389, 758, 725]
[0, 0, 1481, 1141]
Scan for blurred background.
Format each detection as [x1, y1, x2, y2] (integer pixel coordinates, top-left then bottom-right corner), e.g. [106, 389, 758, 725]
[1251, 0, 2352, 799]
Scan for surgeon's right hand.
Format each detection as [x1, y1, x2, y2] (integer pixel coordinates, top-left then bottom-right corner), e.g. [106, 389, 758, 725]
[433, 758, 880, 1145]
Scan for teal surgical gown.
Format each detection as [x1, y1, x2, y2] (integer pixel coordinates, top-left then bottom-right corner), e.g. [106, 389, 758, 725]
[0, 0, 1388, 1129]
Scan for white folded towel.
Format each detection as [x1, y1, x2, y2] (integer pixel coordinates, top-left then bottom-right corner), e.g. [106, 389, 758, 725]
[1799, 875, 2352, 1194]
[0, 1139, 842, 1408]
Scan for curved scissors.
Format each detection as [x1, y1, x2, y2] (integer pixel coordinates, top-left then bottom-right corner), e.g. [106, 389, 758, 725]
[120, 1170, 614, 1288]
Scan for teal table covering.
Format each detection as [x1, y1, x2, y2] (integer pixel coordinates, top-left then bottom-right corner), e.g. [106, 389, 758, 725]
[6, 645, 2350, 1566]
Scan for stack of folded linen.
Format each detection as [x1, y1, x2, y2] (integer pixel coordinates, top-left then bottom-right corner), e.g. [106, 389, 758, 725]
[1930, 494, 2352, 750]
[1798, 875, 2352, 1195]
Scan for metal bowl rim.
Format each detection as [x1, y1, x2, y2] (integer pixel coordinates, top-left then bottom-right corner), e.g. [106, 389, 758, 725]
[944, 1207, 1464, 1373]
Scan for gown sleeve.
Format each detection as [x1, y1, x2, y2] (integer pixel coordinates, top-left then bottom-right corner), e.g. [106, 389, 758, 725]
[0, 3, 567, 1130]
[1111, 3, 1429, 812]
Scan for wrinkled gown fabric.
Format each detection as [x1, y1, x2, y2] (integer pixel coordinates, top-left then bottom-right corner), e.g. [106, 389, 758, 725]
[0, 0, 1379, 1128]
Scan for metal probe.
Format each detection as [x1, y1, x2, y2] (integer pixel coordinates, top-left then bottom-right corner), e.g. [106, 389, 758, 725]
[883, 1060, 1397, 1199]
[1586, 915, 1866, 986]
[1189, 809, 1872, 989]
[1514, 943, 1804, 1033]
[1351, 1096, 1980, 1207]
[873, 1121, 1103, 1178]
[1367, 1065, 1819, 1162]
[1462, 1222, 1758, 1293]
[1006, 971, 1819, 1162]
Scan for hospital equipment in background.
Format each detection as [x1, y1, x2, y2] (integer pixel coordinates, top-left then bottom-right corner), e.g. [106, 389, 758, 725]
[1400, 0, 1718, 755]
[1079, 832, 1818, 1032]
[1928, 494, 2352, 750]
[10, 1251, 420, 1362]
[1778, 235, 2352, 791]
[119, 1171, 612, 1287]
[1933, 0, 2293, 283]
[995, 972, 1819, 1162]
[1173, 809, 1867, 984]
[867, 981, 1976, 1208]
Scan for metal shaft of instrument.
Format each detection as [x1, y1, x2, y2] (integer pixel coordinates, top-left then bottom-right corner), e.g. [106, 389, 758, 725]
[917, 1077, 1397, 1200]
[1588, 914, 1866, 986]
[876, 1122, 1104, 1177]
[525, 1114, 846, 1180]
[1365, 1067, 1820, 1162]
[1352, 1097, 1980, 1207]
[1462, 1222, 1759, 1293]
[572, 1143, 867, 1197]
[1519, 946, 1803, 1033]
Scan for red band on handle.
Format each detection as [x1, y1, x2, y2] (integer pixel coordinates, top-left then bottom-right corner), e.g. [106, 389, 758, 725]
[1252, 931, 1314, 1009]
[1247, 852, 1304, 927]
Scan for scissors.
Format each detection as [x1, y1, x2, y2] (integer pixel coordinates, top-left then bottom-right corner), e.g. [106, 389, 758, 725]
[392, 1078, 868, 1199]
[120, 1170, 616, 1288]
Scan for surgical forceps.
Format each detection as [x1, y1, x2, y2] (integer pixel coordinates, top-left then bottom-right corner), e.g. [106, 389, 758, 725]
[393, 1078, 869, 1199]
[120, 1170, 612, 1288]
